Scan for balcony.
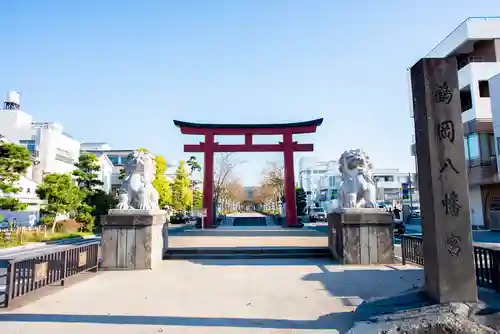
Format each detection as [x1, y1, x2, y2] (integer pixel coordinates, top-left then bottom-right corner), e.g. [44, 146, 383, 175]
[468, 157, 499, 185]
[458, 62, 500, 89]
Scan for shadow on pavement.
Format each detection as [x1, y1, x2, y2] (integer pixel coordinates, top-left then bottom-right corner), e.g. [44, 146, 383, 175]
[171, 229, 326, 237]
[302, 264, 424, 304]
[0, 312, 355, 332]
[302, 264, 500, 331]
[188, 257, 338, 266]
[0, 264, 427, 333]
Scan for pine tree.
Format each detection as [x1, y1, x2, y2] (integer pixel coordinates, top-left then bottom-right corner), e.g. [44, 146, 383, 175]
[0, 142, 32, 211]
[73, 153, 104, 197]
[73, 153, 115, 231]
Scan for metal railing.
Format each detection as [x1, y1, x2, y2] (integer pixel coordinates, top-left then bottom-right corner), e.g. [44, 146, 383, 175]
[0, 240, 100, 308]
[401, 235, 500, 292]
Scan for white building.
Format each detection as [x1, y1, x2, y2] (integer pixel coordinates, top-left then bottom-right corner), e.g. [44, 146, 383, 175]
[0, 136, 47, 223]
[409, 17, 500, 228]
[81, 144, 134, 194]
[29, 122, 80, 182]
[313, 164, 417, 212]
[0, 92, 81, 183]
[372, 169, 417, 202]
[298, 157, 335, 206]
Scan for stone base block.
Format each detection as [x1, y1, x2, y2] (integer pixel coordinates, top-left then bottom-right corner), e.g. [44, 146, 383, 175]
[101, 211, 167, 270]
[328, 208, 394, 265]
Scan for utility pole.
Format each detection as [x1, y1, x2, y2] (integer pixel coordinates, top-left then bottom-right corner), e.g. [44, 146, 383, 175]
[408, 172, 413, 211]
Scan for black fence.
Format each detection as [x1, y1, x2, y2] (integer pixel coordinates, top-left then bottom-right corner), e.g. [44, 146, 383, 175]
[401, 235, 500, 292]
[0, 240, 100, 308]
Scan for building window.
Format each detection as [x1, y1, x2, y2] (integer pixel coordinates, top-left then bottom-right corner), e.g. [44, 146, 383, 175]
[19, 140, 36, 154]
[55, 148, 75, 164]
[108, 155, 120, 165]
[460, 88, 473, 112]
[467, 134, 480, 159]
[55, 154, 74, 164]
[479, 81, 490, 98]
[464, 138, 470, 160]
[374, 175, 394, 182]
[465, 133, 495, 166]
[329, 176, 335, 188]
[478, 133, 495, 164]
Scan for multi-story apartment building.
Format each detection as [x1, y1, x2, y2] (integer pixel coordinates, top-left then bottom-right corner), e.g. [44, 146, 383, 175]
[298, 157, 335, 206]
[314, 165, 417, 212]
[409, 17, 500, 228]
[0, 92, 80, 184]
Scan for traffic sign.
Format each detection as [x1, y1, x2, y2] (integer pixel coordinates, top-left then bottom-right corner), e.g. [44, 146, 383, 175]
[330, 189, 338, 200]
[402, 183, 409, 200]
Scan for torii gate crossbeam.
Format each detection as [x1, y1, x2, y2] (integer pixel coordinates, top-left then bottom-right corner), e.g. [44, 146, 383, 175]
[173, 118, 323, 228]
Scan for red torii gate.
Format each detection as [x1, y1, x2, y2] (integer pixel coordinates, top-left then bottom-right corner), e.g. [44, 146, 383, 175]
[173, 118, 323, 228]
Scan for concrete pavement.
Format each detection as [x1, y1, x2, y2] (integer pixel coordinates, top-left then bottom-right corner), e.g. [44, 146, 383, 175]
[0, 259, 424, 333]
[168, 213, 328, 249]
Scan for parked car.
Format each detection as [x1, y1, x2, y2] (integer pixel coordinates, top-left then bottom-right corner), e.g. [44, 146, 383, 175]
[170, 212, 189, 224]
[393, 220, 405, 236]
[308, 207, 327, 222]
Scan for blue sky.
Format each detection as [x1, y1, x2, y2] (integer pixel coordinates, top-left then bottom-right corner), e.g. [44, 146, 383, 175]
[1, 1, 499, 185]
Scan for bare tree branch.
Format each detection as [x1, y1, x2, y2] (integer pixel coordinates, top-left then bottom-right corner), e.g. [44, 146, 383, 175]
[213, 153, 245, 205]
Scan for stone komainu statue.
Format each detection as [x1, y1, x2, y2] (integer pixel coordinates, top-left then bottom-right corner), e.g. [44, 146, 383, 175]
[338, 149, 377, 209]
[116, 150, 160, 210]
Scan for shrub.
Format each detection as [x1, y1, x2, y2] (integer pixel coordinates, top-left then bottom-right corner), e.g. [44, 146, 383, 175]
[55, 219, 83, 233]
[75, 212, 94, 232]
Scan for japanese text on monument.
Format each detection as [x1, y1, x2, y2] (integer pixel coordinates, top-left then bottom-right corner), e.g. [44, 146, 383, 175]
[433, 82, 462, 218]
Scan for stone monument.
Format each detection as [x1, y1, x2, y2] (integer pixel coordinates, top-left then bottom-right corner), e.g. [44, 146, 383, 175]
[327, 149, 394, 264]
[411, 58, 477, 303]
[101, 150, 167, 270]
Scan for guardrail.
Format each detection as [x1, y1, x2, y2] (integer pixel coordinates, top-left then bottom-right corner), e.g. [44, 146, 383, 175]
[0, 240, 100, 308]
[401, 235, 500, 292]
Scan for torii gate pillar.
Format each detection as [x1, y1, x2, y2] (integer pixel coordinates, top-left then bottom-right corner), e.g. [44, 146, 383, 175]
[174, 119, 323, 228]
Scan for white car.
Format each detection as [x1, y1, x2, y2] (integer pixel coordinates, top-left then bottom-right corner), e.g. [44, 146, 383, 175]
[308, 207, 327, 222]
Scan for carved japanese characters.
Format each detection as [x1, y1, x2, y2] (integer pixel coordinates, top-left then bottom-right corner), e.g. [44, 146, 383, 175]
[338, 149, 377, 209]
[116, 150, 160, 210]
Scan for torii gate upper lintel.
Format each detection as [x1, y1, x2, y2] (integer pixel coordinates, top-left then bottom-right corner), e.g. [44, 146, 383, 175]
[173, 118, 323, 228]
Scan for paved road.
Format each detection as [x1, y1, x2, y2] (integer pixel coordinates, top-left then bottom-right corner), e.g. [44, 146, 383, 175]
[0, 259, 423, 333]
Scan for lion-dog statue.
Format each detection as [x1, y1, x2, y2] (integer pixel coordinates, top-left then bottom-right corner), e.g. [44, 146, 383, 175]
[338, 149, 377, 209]
[116, 150, 160, 210]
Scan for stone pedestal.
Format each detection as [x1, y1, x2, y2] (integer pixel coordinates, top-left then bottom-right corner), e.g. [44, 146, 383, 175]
[328, 208, 394, 265]
[101, 210, 167, 270]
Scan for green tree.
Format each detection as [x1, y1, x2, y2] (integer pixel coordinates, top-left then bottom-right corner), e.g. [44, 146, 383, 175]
[172, 160, 190, 211]
[186, 156, 201, 212]
[183, 187, 193, 211]
[193, 189, 203, 210]
[0, 142, 32, 211]
[73, 153, 104, 197]
[36, 173, 84, 232]
[73, 153, 108, 231]
[295, 186, 307, 216]
[152, 155, 172, 208]
[118, 168, 126, 180]
[187, 156, 201, 174]
[89, 189, 118, 217]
